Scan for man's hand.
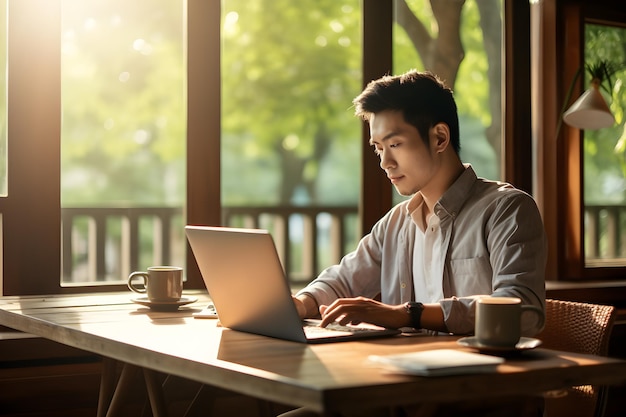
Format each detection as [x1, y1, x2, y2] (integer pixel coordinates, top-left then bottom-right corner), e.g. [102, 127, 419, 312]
[319, 297, 410, 329]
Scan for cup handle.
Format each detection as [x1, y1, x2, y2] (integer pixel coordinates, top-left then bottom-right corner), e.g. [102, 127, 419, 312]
[128, 271, 148, 294]
[521, 305, 545, 330]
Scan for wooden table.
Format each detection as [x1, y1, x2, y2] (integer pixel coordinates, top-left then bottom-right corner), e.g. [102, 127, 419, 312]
[1, 291, 626, 417]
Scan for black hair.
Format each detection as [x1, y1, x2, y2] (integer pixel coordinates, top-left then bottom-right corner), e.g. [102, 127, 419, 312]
[353, 70, 460, 154]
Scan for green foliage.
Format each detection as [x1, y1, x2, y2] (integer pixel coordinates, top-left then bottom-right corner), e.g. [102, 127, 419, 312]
[456, 1, 492, 128]
[61, 0, 186, 206]
[58, 0, 502, 208]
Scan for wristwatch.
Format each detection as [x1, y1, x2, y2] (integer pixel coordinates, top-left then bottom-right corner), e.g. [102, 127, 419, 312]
[405, 301, 424, 329]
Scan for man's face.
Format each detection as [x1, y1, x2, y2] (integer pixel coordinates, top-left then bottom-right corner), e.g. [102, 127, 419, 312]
[369, 110, 440, 197]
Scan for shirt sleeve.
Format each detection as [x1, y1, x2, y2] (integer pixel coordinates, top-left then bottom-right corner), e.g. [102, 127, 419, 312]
[295, 220, 386, 309]
[295, 202, 413, 310]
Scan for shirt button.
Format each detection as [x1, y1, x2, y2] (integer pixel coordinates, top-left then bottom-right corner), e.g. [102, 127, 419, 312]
[401, 282, 406, 289]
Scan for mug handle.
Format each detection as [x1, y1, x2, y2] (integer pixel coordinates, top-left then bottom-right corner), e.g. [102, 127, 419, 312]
[521, 305, 545, 330]
[128, 271, 148, 294]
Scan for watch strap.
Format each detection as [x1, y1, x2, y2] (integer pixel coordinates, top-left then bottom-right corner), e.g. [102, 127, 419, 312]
[405, 301, 424, 329]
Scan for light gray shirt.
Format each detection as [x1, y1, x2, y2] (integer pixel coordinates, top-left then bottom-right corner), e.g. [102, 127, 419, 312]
[297, 165, 547, 335]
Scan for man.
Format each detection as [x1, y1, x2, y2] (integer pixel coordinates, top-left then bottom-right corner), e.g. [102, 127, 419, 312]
[285, 70, 546, 416]
[294, 70, 546, 336]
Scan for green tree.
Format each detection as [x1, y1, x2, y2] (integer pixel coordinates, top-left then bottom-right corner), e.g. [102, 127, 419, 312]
[221, 0, 361, 205]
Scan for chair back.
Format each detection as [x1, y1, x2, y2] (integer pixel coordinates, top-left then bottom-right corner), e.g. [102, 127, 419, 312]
[539, 298, 615, 356]
[537, 299, 616, 417]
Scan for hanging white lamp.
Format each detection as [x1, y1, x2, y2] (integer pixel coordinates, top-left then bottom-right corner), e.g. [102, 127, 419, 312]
[562, 78, 615, 130]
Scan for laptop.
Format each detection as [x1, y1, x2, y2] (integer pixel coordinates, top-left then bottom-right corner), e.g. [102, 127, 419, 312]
[185, 225, 401, 343]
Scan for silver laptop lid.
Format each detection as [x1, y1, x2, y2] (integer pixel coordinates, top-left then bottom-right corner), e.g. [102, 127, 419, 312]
[185, 225, 308, 343]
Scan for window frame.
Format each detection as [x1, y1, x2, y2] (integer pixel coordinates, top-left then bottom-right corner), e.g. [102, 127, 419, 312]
[1, 1, 63, 295]
[534, 0, 626, 281]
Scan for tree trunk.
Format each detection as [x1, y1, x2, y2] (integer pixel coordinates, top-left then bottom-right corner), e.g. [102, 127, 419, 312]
[395, 0, 466, 88]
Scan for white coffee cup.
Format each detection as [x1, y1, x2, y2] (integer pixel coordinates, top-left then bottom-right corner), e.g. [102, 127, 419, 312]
[127, 266, 183, 302]
[475, 297, 544, 347]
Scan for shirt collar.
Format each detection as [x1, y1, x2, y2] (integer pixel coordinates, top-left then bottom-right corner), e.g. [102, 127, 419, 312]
[406, 164, 478, 231]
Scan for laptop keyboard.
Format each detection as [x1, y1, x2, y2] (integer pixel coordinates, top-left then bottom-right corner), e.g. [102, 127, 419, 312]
[304, 321, 385, 334]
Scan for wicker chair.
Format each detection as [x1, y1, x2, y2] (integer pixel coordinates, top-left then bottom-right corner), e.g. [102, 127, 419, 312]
[537, 299, 617, 417]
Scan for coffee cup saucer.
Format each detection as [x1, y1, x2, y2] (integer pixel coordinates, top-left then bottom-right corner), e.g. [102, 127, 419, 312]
[457, 336, 542, 354]
[131, 296, 198, 311]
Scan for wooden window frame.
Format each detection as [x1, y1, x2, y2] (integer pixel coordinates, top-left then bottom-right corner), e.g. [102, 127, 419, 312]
[1, 1, 63, 295]
[534, 0, 626, 281]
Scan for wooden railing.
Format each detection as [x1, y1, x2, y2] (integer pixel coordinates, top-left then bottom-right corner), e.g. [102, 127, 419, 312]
[222, 206, 359, 282]
[61, 205, 359, 285]
[62, 207, 184, 285]
[585, 204, 626, 262]
[62, 203, 626, 285]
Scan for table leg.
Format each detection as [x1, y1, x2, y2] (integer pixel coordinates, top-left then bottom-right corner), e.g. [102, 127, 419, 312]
[97, 359, 170, 417]
[105, 363, 140, 417]
[183, 384, 216, 417]
[96, 357, 119, 417]
[143, 367, 170, 417]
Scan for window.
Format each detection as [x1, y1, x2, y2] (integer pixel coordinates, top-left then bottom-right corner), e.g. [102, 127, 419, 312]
[0, 1, 531, 295]
[221, 0, 362, 282]
[60, 0, 186, 285]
